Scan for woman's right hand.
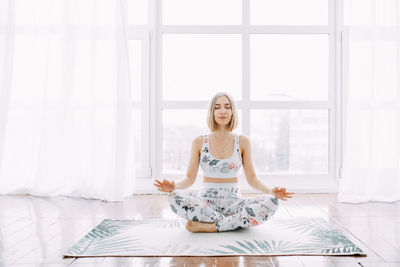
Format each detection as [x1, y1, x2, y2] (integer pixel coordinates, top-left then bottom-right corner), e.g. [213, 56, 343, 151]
[272, 187, 295, 201]
[154, 179, 175, 193]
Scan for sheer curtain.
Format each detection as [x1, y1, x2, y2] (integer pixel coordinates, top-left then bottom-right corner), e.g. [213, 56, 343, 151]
[338, 0, 400, 203]
[0, 0, 135, 201]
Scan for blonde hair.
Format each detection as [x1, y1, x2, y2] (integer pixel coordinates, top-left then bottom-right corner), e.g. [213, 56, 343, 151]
[207, 92, 238, 132]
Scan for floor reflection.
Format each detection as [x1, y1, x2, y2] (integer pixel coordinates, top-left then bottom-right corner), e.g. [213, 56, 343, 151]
[1, 194, 399, 265]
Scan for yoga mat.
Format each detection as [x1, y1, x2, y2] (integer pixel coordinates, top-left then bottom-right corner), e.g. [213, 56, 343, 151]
[64, 217, 366, 257]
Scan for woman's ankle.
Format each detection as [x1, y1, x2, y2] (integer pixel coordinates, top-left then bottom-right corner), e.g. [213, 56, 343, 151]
[186, 221, 217, 233]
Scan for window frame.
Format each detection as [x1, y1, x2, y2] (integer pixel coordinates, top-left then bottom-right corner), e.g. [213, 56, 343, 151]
[128, 29, 151, 178]
[134, 0, 344, 192]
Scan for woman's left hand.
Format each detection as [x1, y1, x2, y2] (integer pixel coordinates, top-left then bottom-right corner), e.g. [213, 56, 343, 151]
[272, 187, 295, 201]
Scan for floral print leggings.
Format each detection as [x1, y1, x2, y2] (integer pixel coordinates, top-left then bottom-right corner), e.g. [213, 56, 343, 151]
[168, 183, 279, 232]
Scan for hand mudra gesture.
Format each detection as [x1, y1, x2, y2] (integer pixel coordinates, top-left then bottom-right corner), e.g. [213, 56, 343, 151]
[272, 187, 295, 201]
[154, 179, 175, 193]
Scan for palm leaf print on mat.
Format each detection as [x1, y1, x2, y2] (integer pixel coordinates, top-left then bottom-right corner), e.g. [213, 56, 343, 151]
[204, 240, 302, 255]
[64, 218, 366, 257]
[276, 218, 364, 255]
[65, 219, 143, 256]
[161, 219, 186, 229]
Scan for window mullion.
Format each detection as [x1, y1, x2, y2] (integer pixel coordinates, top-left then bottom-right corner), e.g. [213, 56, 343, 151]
[243, 0, 250, 136]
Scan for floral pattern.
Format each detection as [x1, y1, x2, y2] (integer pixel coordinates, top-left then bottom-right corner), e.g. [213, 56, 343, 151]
[209, 159, 220, 166]
[168, 187, 279, 232]
[200, 134, 242, 178]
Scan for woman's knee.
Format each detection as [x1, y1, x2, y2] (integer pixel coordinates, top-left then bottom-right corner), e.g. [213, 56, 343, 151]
[168, 191, 185, 213]
[168, 191, 176, 204]
[267, 196, 279, 210]
[255, 195, 279, 211]
[168, 191, 177, 200]
[168, 190, 186, 204]
[242, 197, 279, 216]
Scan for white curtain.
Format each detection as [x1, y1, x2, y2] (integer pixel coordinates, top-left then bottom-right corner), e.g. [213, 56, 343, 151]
[338, 0, 400, 203]
[0, 0, 135, 201]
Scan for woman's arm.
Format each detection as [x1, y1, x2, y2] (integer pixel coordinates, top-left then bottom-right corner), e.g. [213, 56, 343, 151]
[173, 136, 202, 189]
[154, 136, 202, 192]
[241, 135, 294, 200]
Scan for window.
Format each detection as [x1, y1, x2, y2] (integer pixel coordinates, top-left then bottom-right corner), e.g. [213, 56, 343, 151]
[127, 0, 151, 176]
[162, 34, 242, 101]
[128, 35, 150, 178]
[250, 34, 329, 101]
[129, 0, 341, 188]
[250, 0, 329, 25]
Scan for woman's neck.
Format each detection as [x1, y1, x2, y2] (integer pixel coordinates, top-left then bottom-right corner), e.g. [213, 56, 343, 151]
[211, 129, 232, 138]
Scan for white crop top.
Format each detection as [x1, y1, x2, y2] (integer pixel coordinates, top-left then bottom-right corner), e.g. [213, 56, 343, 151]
[199, 133, 243, 178]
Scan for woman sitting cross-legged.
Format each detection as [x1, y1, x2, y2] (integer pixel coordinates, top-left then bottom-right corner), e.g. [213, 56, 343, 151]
[154, 92, 294, 233]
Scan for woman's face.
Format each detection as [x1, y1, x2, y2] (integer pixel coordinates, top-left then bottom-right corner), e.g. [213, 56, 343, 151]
[214, 96, 232, 128]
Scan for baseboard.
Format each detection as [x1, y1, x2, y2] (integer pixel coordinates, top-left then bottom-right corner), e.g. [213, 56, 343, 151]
[134, 176, 339, 194]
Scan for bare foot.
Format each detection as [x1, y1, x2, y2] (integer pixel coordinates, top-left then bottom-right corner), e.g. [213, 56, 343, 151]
[186, 221, 217, 233]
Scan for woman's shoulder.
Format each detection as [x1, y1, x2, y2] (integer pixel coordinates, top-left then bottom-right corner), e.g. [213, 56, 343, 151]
[190, 136, 204, 155]
[238, 134, 250, 144]
[192, 135, 204, 146]
[237, 134, 250, 154]
[194, 135, 204, 141]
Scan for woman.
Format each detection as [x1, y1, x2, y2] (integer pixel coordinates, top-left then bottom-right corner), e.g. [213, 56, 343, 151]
[154, 92, 294, 233]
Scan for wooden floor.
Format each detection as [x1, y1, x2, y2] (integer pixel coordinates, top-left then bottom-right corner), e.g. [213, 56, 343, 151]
[0, 193, 399, 266]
